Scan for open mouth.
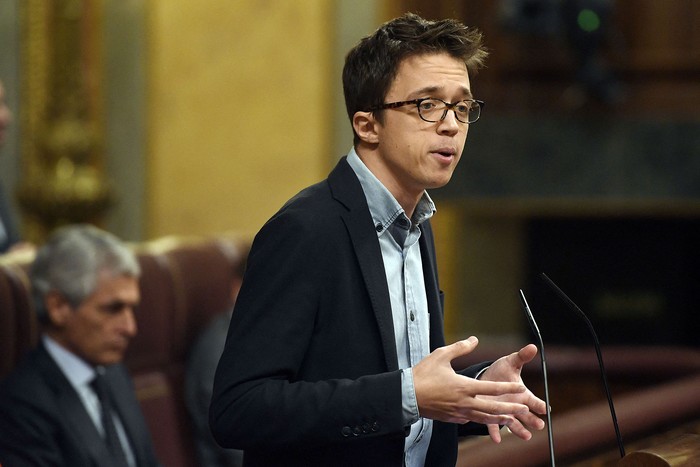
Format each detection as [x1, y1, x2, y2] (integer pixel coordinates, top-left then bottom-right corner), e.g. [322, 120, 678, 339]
[432, 148, 456, 161]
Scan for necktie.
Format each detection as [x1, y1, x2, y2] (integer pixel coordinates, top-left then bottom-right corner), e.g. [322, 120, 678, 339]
[91, 372, 130, 467]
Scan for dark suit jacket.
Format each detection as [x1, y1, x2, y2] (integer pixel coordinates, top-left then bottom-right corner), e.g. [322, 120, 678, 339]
[0, 180, 20, 253]
[210, 157, 488, 467]
[0, 343, 160, 467]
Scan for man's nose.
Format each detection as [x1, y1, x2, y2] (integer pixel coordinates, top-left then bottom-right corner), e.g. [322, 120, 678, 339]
[438, 109, 461, 134]
[122, 309, 138, 337]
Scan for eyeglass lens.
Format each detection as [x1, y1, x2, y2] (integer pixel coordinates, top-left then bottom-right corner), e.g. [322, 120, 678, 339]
[418, 99, 480, 123]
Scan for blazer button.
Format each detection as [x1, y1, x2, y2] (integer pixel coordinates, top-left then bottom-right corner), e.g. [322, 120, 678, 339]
[371, 421, 380, 432]
[341, 426, 353, 437]
[361, 422, 370, 434]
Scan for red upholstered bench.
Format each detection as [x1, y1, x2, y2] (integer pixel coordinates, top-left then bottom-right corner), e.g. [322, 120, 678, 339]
[0, 235, 245, 467]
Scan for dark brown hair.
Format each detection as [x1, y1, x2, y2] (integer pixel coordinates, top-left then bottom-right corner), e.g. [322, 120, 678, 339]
[342, 13, 488, 144]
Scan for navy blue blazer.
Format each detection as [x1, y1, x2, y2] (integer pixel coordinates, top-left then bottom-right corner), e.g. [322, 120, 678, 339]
[0, 343, 160, 467]
[210, 157, 488, 467]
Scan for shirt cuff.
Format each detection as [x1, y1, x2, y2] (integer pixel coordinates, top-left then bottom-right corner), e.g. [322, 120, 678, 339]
[475, 365, 489, 380]
[401, 368, 420, 425]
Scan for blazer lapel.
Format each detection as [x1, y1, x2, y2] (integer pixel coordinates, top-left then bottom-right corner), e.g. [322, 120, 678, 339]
[329, 158, 399, 371]
[419, 221, 446, 350]
[35, 346, 112, 465]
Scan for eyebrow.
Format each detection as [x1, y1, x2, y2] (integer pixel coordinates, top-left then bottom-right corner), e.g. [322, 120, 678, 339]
[408, 85, 473, 100]
[98, 300, 139, 313]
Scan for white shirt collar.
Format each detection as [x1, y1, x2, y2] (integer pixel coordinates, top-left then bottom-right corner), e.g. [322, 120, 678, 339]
[43, 334, 96, 390]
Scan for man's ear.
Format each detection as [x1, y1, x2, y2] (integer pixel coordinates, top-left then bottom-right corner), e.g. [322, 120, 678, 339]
[352, 111, 380, 144]
[45, 291, 73, 326]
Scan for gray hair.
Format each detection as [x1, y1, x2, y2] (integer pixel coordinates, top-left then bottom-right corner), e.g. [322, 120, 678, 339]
[31, 224, 140, 323]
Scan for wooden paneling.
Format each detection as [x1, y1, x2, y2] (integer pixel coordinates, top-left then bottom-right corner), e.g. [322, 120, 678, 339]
[386, 0, 700, 116]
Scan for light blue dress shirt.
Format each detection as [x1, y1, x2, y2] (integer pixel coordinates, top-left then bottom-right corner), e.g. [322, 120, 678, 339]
[347, 149, 436, 467]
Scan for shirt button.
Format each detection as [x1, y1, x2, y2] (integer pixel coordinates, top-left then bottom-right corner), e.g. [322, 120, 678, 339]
[375, 223, 383, 232]
[410, 311, 415, 321]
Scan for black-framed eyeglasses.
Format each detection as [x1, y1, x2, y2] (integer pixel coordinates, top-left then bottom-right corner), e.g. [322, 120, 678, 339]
[371, 98, 484, 124]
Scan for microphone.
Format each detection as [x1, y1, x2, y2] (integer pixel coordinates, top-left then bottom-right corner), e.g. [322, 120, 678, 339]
[539, 272, 626, 458]
[519, 289, 556, 466]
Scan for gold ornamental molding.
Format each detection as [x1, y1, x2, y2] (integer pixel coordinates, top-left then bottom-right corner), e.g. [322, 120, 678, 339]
[18, 0, 112, 242]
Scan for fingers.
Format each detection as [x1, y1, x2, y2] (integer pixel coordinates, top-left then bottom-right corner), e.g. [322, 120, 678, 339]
[467, 379, 526, 398]
[516, 344, 538, 365]
[452, 411, 514, 427]
[487, 423, 503, 443]
[442, 387, 530, 425]
[481, 343, 539, 384]
[464, 343, 547, 443]
[427, 397, 529, 425]
[502, 420, 533, 441]
[516, 410, 546, 432]
[485, 406, 547, 443]
[415, 339, 542, 427]
[438, 336, 479, 363]
[416, 377, 531, 424]
[501, 344, 538, 373]
[496, 416, 537, 441]
[486, 420, 533, 443]
[463, 393, 529, 418]
[529, 392, 548, 416]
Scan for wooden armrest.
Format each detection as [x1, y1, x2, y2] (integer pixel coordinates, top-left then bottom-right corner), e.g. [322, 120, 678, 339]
[619, 434, 700, 466]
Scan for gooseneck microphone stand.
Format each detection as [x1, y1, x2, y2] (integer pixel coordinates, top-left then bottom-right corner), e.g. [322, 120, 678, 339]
[519, 289, 556, 466]
[540, 272, 626, 459]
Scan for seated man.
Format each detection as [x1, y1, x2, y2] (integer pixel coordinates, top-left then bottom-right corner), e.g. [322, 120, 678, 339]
[185, 243, 248, 467]
[0, 224, 160, 466]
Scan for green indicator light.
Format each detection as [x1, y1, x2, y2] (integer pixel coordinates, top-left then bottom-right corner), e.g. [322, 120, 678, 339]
[578, 9, 601, 32]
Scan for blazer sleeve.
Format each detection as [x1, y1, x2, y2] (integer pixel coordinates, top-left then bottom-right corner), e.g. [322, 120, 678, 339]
[0, 360, 92, 466]
[209, 207, 405, 452]
[0, 399, 70, 466]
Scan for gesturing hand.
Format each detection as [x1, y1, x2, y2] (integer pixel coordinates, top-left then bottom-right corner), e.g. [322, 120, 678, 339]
[478, 344, 547, 442]
[412, 336, 530, 427]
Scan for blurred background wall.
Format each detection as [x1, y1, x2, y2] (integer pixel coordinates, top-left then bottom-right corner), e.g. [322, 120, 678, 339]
[1, 0, 698, 345]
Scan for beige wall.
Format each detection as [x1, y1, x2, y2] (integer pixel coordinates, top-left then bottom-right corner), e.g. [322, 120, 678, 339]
[142, 1, 519, 340]
[146, 1, 334, 238]
[2, 1, 525, 340]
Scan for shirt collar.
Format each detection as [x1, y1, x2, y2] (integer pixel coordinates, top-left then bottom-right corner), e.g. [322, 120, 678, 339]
[346, 148, 436, 236]
[43, 334, 96, 389]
